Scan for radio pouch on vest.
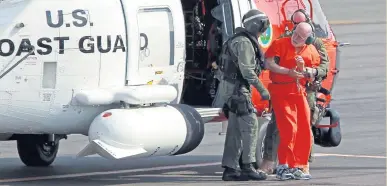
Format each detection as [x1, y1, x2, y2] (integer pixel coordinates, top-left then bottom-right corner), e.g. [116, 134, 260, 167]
[228, 83, 256, 116]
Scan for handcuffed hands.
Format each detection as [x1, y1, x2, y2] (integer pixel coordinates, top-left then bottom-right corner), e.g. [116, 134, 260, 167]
[303, 67, 316, 81]
[287, 67, 305, 79]
[295, 56, 306, 71]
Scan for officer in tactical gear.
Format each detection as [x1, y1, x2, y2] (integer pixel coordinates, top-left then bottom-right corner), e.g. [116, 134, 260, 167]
[218, 9, 271, 181]
[260, 8, 330, 174]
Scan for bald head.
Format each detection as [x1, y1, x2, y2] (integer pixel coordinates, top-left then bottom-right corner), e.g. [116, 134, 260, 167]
[291, 22, 313, 47]
[292, 11, 307, 24]
[294, 22, 313, 38]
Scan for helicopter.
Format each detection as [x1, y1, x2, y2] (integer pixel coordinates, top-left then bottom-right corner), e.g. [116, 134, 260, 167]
[0, 0, 348, 167]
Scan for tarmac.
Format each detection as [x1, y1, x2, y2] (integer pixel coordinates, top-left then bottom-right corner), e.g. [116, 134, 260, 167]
[0, 0, 385, 185]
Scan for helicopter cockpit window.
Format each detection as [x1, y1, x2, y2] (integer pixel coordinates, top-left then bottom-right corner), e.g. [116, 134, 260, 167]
[302, 0, 330, 38]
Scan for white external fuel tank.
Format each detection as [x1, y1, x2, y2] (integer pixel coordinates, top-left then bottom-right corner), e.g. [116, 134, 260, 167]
[77, 104, 205, 160]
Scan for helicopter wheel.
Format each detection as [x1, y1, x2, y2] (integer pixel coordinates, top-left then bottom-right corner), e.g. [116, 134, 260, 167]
[17, 134, 59, 167]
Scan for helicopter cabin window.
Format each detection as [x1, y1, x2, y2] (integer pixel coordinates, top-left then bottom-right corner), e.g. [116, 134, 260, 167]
[42, 62, 57, 89]
[302, 0, 330, 38]
[137, 8, 174, 68]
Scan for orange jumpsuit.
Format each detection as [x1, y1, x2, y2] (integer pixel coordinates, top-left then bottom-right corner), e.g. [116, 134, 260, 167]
[264, 37, 320, 168]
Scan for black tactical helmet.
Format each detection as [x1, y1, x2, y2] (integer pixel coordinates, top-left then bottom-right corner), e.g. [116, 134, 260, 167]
[242, 9, 270, 36]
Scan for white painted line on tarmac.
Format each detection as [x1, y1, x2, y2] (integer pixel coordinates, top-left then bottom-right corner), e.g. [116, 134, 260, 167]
[0, 153, 384, 183]
[328, 20, 387, 25]
[329, 20, 360, 25]
[0, 162, 221, 183]
[315, 153, 386, 159]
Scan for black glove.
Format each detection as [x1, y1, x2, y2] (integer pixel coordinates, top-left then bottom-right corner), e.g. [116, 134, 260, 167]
[260, 89, 271, 101]
[222, 104, 230, 119]
[255, 81, 270, 101]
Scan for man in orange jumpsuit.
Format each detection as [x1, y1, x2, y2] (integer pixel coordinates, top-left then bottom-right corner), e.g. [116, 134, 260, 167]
[260, 9, 331, 174]
[264, 22, 320, 181]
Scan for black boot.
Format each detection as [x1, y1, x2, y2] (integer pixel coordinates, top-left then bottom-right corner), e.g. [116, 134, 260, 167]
[239, 153, 243, 169]
[240, 163, 267, 181]
[222, 167, 242, 181]
[239, 155, 258, 170]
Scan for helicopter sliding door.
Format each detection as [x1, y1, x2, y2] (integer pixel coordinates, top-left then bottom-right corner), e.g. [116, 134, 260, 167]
[120, 0, 185, 103]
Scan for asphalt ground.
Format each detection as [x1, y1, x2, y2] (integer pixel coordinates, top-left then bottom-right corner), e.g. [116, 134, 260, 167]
[0, 0, 385, 185]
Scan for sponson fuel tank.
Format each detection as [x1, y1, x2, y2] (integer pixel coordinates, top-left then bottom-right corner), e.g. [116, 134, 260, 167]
[76, 104, 205, 160]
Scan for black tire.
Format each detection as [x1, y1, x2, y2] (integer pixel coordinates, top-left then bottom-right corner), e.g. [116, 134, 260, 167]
[17, 135, 59, 167]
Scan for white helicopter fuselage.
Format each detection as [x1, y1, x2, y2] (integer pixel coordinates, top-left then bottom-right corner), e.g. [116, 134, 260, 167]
[0, 0, 188, 136]
[0, 0, 254, 164]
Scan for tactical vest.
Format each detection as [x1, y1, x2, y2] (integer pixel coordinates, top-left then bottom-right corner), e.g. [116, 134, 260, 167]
[218, 29, 264, 85]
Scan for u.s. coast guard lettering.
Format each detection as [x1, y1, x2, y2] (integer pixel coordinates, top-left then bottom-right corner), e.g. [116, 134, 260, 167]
[0, 9, 151, 57]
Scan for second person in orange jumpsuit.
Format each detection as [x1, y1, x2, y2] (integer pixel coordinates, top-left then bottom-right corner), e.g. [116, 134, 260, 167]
[264, 22, 321, 180]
